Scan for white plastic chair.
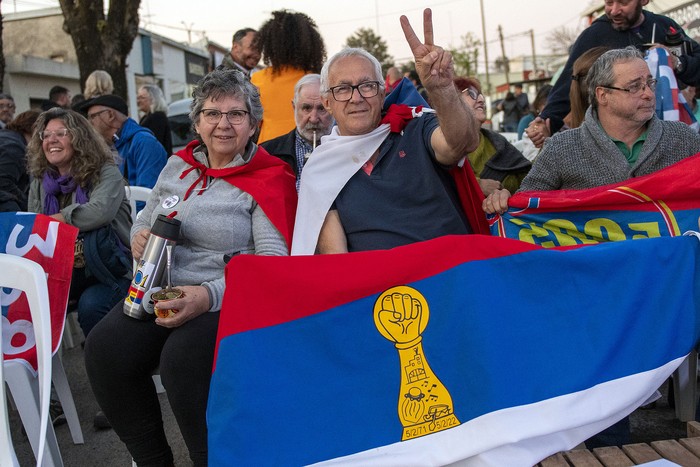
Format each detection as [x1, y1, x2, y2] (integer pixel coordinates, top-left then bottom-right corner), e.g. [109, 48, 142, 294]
[125, 186, 153, 223]
[1, 254, 54, 466]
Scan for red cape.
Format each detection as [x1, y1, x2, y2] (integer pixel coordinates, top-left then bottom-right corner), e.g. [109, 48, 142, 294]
[175, 140, 297, 250]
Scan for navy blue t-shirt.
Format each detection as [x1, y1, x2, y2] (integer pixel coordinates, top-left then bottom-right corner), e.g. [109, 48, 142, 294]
[333, 113, 470, 252]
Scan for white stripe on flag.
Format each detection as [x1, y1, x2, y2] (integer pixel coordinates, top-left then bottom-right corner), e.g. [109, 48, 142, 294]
[312, 356, 686, 467]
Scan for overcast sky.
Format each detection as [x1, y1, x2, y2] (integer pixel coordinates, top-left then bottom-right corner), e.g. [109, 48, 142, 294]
[138, 0, 590, 65]
[2, 0, 594, 66]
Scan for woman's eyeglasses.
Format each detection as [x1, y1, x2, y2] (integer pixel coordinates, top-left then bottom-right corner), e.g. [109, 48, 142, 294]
[40, 129, 70, 140]
[461, 87, 483, 100]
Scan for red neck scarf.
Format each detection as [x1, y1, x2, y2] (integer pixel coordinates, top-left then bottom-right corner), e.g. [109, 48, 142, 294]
[175, 141, 298, 249]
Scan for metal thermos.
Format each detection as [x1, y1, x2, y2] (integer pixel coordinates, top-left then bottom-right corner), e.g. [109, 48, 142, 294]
[123, 214, 181, 320]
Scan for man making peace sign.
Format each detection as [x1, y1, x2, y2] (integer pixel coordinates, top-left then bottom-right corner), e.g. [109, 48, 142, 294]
[292, 9, 484, 255]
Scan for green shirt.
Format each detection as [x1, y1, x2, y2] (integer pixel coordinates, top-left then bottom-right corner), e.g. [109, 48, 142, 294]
[467, 134, 524, 193]
[611, 130, 648, 166]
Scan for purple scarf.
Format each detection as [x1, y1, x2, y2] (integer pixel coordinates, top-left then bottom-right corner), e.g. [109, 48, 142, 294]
[41, 172, 89, 215]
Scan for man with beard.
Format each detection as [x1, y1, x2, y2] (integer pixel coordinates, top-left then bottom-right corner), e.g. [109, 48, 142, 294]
[261, 74, 333, 190]
[484, 48, 700, 447]
[528, 0, 700, 147]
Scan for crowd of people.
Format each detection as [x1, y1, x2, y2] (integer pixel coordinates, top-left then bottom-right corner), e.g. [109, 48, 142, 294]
[2, 1, 700, 464]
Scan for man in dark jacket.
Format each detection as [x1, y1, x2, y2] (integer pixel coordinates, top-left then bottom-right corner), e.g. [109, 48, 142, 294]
[529, 0, 700, 145]
[261, 74, 333, 190]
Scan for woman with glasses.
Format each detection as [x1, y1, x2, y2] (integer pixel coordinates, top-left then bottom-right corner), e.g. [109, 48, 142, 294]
[26, 108, 132, 336]
[84, 68, 296, 466]
[454, 76, 531, 196]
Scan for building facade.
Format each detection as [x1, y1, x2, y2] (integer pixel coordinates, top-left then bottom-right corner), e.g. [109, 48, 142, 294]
[2, 7, 209, 116]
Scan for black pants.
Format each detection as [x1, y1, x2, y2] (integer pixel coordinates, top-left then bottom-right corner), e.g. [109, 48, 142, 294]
[84, 302, 219, 466]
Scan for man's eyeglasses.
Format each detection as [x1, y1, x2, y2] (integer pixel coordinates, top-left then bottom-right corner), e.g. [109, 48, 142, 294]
[462, 87, 483, 100]
[200, 109, 250, 125]
[328, 81, 380, 102]
[600, 78, 657, 95]
[88, 109, 111, 121]
[40, 129, 70, 140]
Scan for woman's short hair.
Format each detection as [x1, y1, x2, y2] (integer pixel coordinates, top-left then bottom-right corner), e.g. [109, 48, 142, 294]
[26, 108, 114, 188]
[190, 69, 263, 129]
[587, 46, 643, 110]
[320, 48, 384, 95]
[7, 110, 40, 134]
[84, 70, 114, 99]
[140, 84, 168, 113]
[453, 76, 481, 94]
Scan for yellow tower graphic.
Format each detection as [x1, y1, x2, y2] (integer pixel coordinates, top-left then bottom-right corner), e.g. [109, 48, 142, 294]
[374, 286, 460, 440]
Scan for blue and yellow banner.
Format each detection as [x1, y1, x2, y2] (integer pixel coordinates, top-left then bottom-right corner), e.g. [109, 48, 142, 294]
[209, 234, 700, 466]
[489, 153, 700, 246]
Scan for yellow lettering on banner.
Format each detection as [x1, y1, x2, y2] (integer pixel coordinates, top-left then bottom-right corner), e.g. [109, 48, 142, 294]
[628, 222, 662, 239]
[542, 219, 598, 246]
[584, 218, 626, 241]
[511, 218, 557, 247]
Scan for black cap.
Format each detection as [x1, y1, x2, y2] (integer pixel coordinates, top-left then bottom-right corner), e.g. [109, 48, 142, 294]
[78, 94, 129, 116]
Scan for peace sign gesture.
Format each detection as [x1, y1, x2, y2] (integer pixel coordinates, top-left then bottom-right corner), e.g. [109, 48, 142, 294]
[400, 9, 454, 91]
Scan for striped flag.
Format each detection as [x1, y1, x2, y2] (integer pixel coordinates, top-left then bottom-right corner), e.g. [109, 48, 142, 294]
[209, 234, 700, 466]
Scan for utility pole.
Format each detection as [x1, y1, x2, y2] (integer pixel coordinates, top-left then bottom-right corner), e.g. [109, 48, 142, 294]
[498, 25, 510, 87]
[530, 29, 537, 80]
[479, 0, 491, 96]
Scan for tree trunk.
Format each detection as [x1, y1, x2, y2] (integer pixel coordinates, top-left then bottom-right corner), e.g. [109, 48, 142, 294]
[59, 0, 141, 99]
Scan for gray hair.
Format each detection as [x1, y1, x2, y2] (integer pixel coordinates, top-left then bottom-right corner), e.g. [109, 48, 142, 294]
[140, 84, 168, 113]
[190, 68, 263, 128]
[293, 74, 321, 106]
[320, 48, 385, 95]
[587, 46, 644, 110]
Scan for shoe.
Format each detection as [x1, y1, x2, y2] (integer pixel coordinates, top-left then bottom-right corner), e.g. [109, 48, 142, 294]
[50, 399, 66, 427]
[93, 410, 112, 430]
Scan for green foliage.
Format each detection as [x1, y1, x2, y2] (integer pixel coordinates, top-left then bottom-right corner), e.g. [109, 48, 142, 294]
[345, 28, 394, 74]
[449, 32, 482, 77]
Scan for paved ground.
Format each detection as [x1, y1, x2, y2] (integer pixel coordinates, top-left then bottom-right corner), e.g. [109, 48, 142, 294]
[7, 339, 692, 466]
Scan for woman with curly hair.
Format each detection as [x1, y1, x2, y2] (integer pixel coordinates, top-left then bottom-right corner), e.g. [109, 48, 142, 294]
[252, 9, 326, 143]
[27, 107, 132, 336]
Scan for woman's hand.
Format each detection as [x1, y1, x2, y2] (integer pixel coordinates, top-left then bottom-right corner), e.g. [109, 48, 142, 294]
[131, 229, 150, 261]
[50, 213, 66, 223]
[155, 285, 211, 328]
[483, 188, 512, 215]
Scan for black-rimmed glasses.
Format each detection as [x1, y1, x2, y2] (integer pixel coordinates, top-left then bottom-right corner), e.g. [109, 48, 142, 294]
[328, 81, 381, 102]
[200, 109, 250, 125]
[600, 78, 657, 95]
[462, 87, 483, 100]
